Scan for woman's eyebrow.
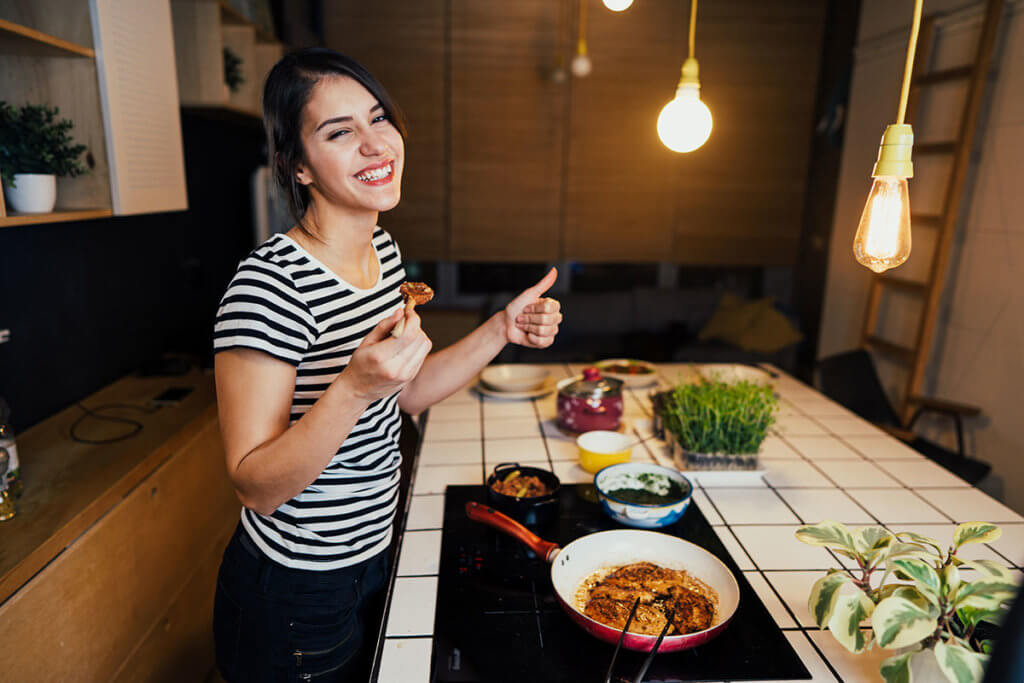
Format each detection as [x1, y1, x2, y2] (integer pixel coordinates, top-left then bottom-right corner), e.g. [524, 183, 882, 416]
[314, 104, 384, 133]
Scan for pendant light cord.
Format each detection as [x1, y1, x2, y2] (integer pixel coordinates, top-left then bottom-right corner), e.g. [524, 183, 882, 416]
[897, 0, 924, 125]
[578, 0, 588, 52]
[688, 0, 697, 59]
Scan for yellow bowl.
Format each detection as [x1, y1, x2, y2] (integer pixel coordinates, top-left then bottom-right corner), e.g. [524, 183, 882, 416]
[576, 431, 633, 473]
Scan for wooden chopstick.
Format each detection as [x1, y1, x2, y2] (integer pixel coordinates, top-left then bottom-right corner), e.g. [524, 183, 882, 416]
[603, 597, 642, 683]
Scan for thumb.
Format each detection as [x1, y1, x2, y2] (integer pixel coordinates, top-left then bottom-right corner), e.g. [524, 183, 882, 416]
[510, 267, 558, 307]
[361, 309, 403, 346]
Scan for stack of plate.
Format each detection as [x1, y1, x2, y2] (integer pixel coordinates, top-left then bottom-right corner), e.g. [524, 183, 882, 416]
[477, 365, 554, 400]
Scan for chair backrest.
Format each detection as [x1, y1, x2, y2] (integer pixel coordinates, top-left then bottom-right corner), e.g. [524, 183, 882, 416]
[817, 349, 901, 427]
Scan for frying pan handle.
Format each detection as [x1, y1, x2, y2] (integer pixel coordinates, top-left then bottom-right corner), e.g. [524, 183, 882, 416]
[465, 501, 560, 562]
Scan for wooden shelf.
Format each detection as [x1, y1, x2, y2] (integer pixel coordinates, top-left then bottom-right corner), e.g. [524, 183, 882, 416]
[218, 1, 277, 43]
[0, 18, 94, 58]
[0, 208, 113, 228]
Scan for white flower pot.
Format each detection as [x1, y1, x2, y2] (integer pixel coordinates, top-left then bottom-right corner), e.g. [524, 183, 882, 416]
[4, 173, 57, 213]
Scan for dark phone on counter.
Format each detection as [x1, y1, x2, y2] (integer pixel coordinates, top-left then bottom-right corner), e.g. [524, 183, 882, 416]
[151, 387, 193, 406]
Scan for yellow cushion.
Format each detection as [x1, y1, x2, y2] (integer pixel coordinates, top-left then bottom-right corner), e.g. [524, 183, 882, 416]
[734, 305, 804, 353]
[697, 293, 766, 342]
[699, 293, 803, 353]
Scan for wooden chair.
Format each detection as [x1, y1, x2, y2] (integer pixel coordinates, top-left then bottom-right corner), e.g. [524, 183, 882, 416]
[817, 350, 989, 485]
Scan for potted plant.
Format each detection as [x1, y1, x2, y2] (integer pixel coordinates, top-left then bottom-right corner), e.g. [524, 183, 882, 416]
[796, 520, 1018, 683]
[652, 378, 777, 470]
[0, 101, 88, 214]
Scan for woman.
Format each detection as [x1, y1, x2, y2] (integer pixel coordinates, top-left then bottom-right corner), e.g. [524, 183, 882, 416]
[211, 48, 562, 682]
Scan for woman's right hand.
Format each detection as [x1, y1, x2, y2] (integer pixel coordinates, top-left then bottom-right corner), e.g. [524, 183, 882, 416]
[342, 308, 433, 402]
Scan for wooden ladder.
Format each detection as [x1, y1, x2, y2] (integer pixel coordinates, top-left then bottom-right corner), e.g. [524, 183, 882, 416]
[859, 0, 1005, 425]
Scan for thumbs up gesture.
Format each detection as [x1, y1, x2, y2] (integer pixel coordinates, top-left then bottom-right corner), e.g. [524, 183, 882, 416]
[503, 268, 562, 348]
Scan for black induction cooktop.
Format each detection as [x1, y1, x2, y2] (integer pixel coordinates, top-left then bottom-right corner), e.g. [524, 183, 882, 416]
[431, 485, 811, 683]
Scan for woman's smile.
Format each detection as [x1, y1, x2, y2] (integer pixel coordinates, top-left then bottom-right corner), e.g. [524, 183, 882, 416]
[354, 159, 395, 185]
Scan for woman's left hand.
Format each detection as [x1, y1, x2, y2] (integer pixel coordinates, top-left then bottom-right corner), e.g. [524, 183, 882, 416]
[503, 268, 562, 348]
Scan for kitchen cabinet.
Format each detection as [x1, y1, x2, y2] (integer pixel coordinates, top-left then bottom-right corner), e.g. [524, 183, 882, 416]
[0, 371, 237, 682]
[0, 0, 188, 227]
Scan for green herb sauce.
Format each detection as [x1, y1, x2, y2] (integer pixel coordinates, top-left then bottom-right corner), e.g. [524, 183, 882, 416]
[608, 479, 685, 505]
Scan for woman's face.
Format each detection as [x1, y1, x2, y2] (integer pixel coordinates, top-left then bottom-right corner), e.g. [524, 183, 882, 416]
[297, 75, 404, 216]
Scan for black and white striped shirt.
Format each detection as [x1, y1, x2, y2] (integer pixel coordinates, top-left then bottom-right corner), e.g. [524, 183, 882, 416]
[213, 228, 406, 570]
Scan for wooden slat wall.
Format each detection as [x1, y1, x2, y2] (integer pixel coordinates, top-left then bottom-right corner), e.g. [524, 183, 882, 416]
[321, 0, 825, 265]
[670, 1, 826, 265]
[323, 1, 448, 261]
[449, 0, 566, 262]
[564, 0, 685, 261]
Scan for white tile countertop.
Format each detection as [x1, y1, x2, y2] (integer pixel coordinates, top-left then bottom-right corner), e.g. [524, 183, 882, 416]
[371, 363, 1024, 683]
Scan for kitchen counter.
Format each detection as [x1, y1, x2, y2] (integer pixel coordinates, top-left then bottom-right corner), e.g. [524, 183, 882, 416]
[370, 363, 1024, 683]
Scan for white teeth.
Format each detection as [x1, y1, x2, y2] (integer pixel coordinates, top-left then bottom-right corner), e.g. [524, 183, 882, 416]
[356, 163, 392, 182]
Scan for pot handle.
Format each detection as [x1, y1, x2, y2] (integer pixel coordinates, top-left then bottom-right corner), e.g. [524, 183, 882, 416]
[465, 501, 560, 562]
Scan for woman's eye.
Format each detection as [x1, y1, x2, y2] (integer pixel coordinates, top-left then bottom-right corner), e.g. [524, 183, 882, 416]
[372, 114, 388, 124]
[328, 129, 350, 140]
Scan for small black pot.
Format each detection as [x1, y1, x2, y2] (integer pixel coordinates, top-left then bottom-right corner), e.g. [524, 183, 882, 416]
[486, 462, 561, 527]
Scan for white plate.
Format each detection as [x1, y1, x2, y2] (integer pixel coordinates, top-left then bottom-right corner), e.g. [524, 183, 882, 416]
[697, 363, 774, 386]
[474, 376, 557, 401]
[480, 364, 551, 392]
[594, 358, 659, 388]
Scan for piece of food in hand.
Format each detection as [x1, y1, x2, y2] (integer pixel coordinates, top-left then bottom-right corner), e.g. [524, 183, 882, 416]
[392, 281, 434, 337]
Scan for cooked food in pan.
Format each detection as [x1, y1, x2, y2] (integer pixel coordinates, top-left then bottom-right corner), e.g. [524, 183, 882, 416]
[489, 469, 552, 498]
[601, 362, 654, 375]
[577, 561, 718, 635]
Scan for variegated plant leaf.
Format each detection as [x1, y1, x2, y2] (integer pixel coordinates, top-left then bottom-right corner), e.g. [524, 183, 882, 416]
[889, 557, 942, 596]
[854, 526, 894, 557]
[808, 571, 851, 629]
[944, 563, 961, 596]
[827, 589, 875, 653]
[953, 522, 1001, 550]
[880, 651, 914, 683]
[956, 605, 1007, 631]
[958, 559, 1016, 583]
[934, 640, 987, 683]
[895, 531, 944, 555]
[954, 580, 1017, 611]
[872, 596, 939, 649]
[795, 521, 858, 554]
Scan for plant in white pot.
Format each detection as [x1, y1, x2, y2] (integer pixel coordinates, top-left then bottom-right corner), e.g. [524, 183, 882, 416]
[0, 101, 88, 214]
[796, 520, 1018, 683]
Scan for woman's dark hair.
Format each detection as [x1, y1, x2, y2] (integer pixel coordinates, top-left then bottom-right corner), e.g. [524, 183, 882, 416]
[262, 48, 407, 235]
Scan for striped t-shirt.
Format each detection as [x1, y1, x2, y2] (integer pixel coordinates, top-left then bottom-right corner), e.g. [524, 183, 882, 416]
[213, 228, 406, 570]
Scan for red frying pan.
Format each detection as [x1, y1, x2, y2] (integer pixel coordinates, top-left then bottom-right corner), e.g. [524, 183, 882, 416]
[465, 501, 740, 653]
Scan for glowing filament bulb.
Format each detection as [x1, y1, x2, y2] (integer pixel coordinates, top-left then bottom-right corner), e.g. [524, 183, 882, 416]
[657, 84, 712, 153]
[853, 177, 912, 273]
[603, 0, 634, 11]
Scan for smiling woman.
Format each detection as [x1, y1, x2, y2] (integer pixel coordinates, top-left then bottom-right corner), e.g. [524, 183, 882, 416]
[210, 48, 563, 683]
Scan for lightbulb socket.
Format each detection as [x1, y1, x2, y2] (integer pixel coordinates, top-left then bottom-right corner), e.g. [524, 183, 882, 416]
[678, 57, 700, 89]
[872, 123, 914, 178]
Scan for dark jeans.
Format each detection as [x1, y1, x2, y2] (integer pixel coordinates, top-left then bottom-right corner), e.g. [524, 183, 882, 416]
[213, 523, 389, 683]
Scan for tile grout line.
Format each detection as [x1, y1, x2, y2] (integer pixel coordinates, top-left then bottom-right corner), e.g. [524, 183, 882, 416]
[697, 481, 843, 683]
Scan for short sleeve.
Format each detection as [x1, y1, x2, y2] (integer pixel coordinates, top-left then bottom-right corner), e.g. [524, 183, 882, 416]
[213, 256, 317, 366]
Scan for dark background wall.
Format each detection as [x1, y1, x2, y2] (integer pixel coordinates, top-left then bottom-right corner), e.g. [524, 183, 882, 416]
[0, 114, 265, 432]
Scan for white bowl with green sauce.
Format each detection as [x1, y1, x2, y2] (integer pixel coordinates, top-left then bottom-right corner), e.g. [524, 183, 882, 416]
[593, 463, 693, 529]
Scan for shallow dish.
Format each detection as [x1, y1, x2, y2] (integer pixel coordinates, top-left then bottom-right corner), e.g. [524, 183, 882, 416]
[474, 377, 556, 401]
[697, 364, 774, 386]
[594, 462, 693, 529]
[595, 358, 659, 388]
[480, 364, 551, 392]
[576, 430, 633, 473]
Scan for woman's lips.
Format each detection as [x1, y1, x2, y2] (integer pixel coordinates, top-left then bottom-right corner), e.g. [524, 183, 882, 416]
[354, 161, 395, 185]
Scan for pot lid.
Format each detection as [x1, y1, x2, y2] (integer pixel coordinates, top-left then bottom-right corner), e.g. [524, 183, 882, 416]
[560, 367, 623, 399]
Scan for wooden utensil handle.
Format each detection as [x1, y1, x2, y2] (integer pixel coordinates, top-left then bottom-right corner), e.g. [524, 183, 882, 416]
[465, 501, 560, 561]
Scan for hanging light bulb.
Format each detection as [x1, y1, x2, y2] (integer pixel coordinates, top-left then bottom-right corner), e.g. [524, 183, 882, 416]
[658, 0, 711, 153]
[853, 127, 913, 272]
[854, 0, 922, 273]
[603, 0, 634, 11]
[572, 0, 592, 78]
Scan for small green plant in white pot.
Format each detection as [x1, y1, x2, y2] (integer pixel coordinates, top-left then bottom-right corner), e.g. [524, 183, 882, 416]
[796, 520, 1018, 683]
[0, 101, 88, 214]
[653, 378, 777, 470]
